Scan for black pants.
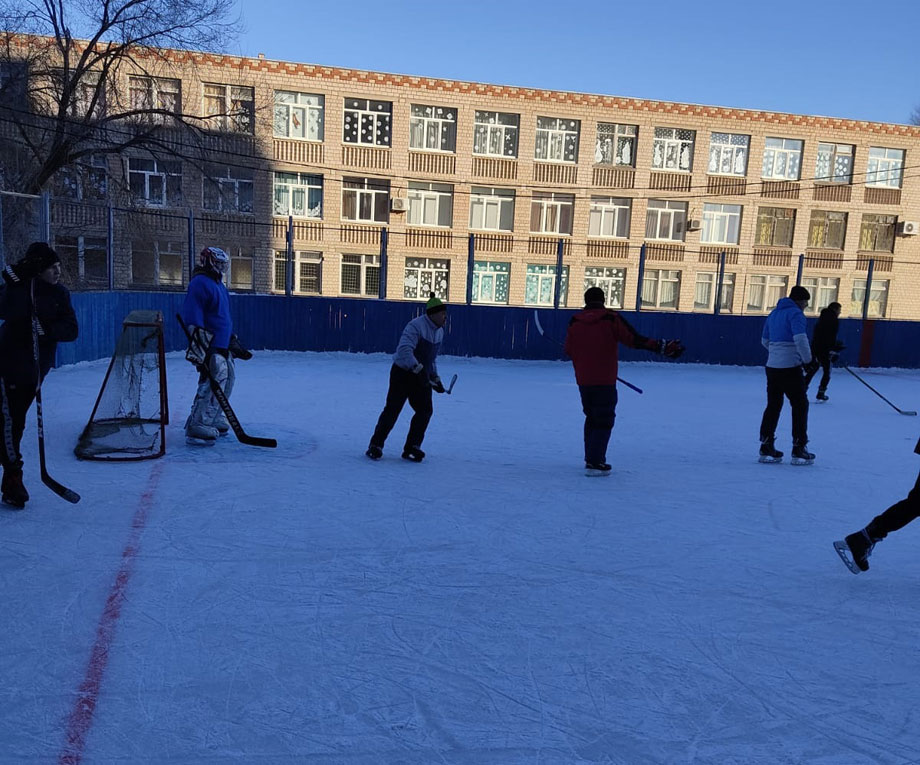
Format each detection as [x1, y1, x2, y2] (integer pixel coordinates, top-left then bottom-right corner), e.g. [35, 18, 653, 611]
[760, 366, 809, 444]
[0, 377, 35, 471]
[803, 352, 832, 392]
[579, 385, 618, 464]
[867, 470, 920, 539]
[370, 365, 433, 450]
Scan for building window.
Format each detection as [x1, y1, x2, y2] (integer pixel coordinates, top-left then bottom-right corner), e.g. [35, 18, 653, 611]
[128, 76, 180, 121]
[469, 187, 515, 232]
[409, 104, 457, 152]
[343, 97, 391, 146]
[641, 269, 681, 310]
[55, 235, 107, 284]
[800, 276, 839, 314]
[588, 196, 631, 238]
[127, 157, 181, 207]
[746, 274, 788, 312]
[530, 192, 574, 235]
[274, 250, 322, 294]
[202, 83, 254, 133]
[64, 71, 105, 119]
[342, 177, 389, 223]
[130, 240, 184, 288]
[524, 264, 569, 307]
[808, 210, 847, 250]
[472, 261, 510, 304]
[694, 272, 735, 312]
[755, 207, 795, 247]
[225, 245, 253, 291]
[594, 123, 637, 166]
[56, 155, 107, 201]
[404, 257, 449, 299]
[851, 278, 889, 318]
[273, 91, 324, 141]
[762, 137, 803, 180]
[859, 214, 896, 253]
[815, 142, 853, 184]
[203, 165, 253, 213]
[652, 127, 695, 172]
[273, 172, 323, 218]
[584, 266, 626, 309]
[341, 253, 380, 296]
[407, 182, 453, 227]
[866, 147, 904, 188]
[645, 199, 687, 241]
[700, 203, 742, 245]
[473, 110, 519, 157]
[708, 133, 749, 176]
[534, 116, 580, 163]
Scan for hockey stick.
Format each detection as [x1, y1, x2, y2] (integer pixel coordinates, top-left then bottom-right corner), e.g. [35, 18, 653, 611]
[532, 309, 644, 394]
[444, 373, 458, 395]
[842, 365, 917, 416]
[30, 280, 80, 503]
[176, 315, 278, 447]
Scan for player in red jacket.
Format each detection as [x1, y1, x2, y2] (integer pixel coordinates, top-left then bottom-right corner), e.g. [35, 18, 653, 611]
[564, 287, 684, 476]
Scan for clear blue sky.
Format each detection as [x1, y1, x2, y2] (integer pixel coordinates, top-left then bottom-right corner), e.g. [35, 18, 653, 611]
[229, 0, 920, 125]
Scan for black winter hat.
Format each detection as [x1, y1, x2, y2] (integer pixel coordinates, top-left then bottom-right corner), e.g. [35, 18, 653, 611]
[22, 241, 60, 270]
[789, 285, 810, 302]
[584, 286, 606, 307]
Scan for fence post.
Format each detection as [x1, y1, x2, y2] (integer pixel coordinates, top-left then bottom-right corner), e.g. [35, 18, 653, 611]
[714, 250, 726, 316]
[795, 253, 804, 286]
[187, 209, 196, 279]
[106, 203, 114, 291]
[0, 196, 5, 268]
[861, 258, 875, 320]
[466, 233, 475, 305]
[552, 238, 564, 308]
[635, 243, 647, 312]
[378, 227, 388, 300]
[39, 191, 51, 242]
[285, 215, 294, 297]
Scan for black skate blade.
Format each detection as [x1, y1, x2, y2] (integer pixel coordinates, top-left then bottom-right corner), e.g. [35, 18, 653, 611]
[757, 455, 783, 464]
[833, 540, 861, 575]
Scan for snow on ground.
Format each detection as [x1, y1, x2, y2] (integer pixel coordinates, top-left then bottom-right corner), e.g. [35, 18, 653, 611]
[2, 351, 920, 764]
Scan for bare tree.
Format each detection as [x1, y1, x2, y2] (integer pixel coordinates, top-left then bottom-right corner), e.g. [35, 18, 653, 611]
[0, 0, 239, 194]
[910, 105, 920, 126]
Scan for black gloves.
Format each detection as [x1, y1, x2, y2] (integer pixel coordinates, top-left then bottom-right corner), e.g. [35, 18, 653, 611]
[657, 339, 685, 359]
[430, 376, 445, 394]
[229, 334, 252, 361]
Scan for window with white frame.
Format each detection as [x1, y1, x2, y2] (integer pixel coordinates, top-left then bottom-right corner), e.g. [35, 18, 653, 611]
[341, 253, 380, 296]
[851, 278, 889, 318]
[530, 192, 574, 235]
[404, 257, 449, 299]
[130, 239, 184, 288]
[866, 147, 904, 188]
[273, 91, 324, 141]
[225, 245, 253, 291]
[746, 274, 788, 312]
[708, 133, 749, 176]
[755, 207, 795, 247]
[641, 269, 681, 310]
[469, 186, 515, 232]
[202, 83, 254, 133]
[800, 276, 839, 314]
[343, 97, 392, 146]
[524, 264, 569, 307]
[594, 123, 637, 166]
[410, 104, 457, 152]
[762, 137, 803, 180]
[65, 71, 105, 119]
[203, 165, 253, 213]
[473, 110, 519, 157]
[645, 199, 687, 241]
[55, 235, 107, 283]
[273, 172, 323, 218]
[407, 182, 453, 227]
[808, 210, 847, 249]
[127, 157, 181, 207]
[859, 213, 896, 252]
[815, 142, 853, 184]
[588, 196, 631, 238]
[57, 155, 107, 201]
[472, 261, 510, 304]
[693, 272, 735, 312]
[701, 203, 742, 245]
[342, 177, 389, 223]
[584, 266, 626, 309]
[652, 127, 695, 172]
[128, 76, 180, 121]
[274, 250, 322, 294]
[534, 116, 580, 163]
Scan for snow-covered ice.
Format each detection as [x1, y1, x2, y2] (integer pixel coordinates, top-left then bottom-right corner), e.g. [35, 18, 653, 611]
[2, 351, 920, 763]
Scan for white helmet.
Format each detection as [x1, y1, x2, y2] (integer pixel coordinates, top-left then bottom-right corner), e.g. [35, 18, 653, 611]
[199, 246, 229, 275]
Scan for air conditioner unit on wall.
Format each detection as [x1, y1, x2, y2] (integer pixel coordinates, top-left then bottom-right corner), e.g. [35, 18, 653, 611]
[897, 220, 918, 236]
[390, 198, 408, 212]
[687, 219, 702, 232]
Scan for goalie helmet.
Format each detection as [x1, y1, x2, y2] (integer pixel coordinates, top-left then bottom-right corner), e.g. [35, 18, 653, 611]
[199, 246, 229, 275]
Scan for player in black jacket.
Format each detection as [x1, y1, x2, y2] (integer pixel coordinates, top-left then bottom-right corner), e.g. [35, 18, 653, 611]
[0, 243, 79, 509]
[804, 301, 842, 401]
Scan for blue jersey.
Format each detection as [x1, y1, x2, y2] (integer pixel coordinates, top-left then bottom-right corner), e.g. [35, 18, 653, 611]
[180, 270, 232, 349]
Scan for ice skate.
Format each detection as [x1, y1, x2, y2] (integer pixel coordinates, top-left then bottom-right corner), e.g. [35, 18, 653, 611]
[585, 462, 612, 477]
[401, 445, 425, 462]
[816, 389, 829, 402]
[758, 436, 783, 464]
[1, 466, 28, 509]
[834, 529, 877, 574]
[366, 444, 383, 460]
[186, 423, 219, 446]
[791, 441, 815, 466]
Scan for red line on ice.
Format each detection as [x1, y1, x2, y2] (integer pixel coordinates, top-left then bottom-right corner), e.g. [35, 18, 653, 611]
[59, 461, 165, 764]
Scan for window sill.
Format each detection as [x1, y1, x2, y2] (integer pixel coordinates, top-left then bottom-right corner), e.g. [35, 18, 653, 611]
[272, 136, 324, 144]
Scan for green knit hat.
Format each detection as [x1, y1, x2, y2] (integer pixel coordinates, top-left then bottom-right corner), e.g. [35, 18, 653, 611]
[425, 293, 446, 315]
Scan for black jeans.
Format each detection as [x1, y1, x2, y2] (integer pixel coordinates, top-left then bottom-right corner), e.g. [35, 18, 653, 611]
[0, 377, 35, 470]
[759, 366, 809, 444]
[370, 365, 433, 450]
[867, 470, 920, 539]
[578, 385, 618, 464]
[804, 352, 832, 392]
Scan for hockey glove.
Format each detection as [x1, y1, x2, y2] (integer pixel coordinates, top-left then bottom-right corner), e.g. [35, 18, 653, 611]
[185, 325, 214, 367]
[430, 376, 445, 394]
[229, 334, 253, 361]
[658, 339, 685, 359]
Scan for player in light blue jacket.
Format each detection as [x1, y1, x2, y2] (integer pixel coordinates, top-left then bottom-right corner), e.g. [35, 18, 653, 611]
[758, 285, 814, 465]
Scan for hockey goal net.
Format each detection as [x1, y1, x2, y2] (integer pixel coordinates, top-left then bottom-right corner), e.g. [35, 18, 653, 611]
[74, 310, 169, 460]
